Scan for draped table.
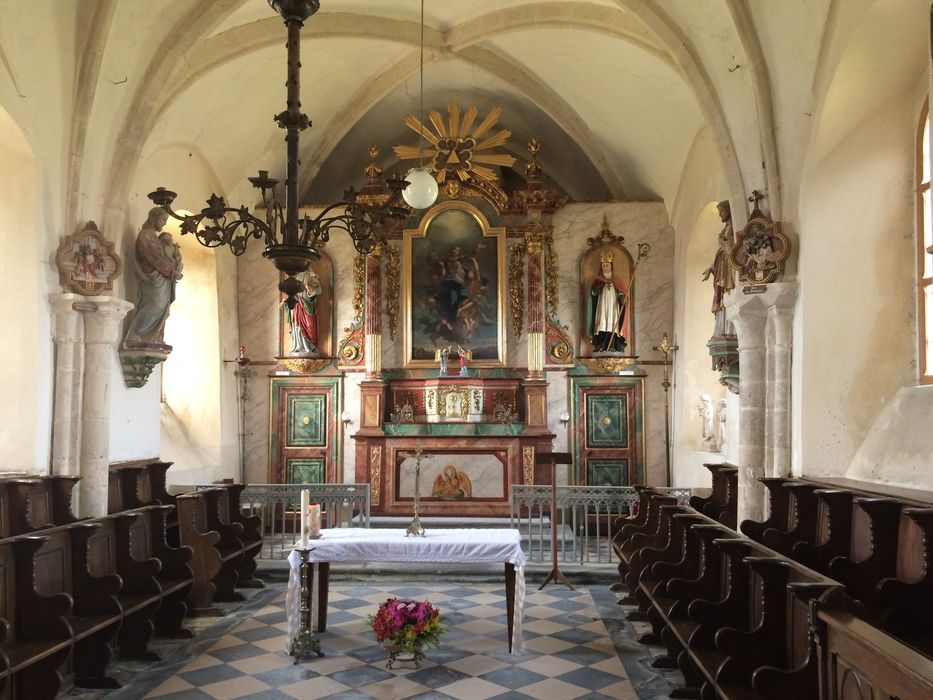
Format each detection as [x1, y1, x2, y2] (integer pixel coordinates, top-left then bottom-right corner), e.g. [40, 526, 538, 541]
[286, 528, 527, 653]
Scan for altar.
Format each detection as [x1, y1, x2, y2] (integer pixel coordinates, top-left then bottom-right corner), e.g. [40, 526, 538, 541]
[286, 528, 527, 653]
[353, 370, 554, 517]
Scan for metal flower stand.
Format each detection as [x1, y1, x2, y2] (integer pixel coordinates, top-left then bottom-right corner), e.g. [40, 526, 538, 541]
[289, 547, 323, 663]
[385, 644, 425, 669]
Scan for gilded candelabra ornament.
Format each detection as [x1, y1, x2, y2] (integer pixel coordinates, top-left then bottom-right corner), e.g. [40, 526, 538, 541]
[289, 547, 323, 663]
[653, 333, 679, 486]
[406, 443, 427, 537]
[509, 243, 525, 336]
[147, 1, 409, 310]
[385, 244, 400, 340]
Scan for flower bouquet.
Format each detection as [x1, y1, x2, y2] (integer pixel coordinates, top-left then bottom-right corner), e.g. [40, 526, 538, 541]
[368, 598, 444, 667]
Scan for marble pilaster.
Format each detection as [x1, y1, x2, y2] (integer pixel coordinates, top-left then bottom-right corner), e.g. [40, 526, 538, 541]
[79, 297, 134, 517]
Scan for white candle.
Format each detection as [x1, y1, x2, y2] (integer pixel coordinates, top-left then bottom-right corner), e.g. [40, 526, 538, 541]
[300, 489, 309, 548]
[309, 503, 321, 538]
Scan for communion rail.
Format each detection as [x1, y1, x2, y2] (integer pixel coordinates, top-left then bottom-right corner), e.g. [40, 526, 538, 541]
[510, 485, 692, 564]
[197, 483, 371, 560]
[197, 483, 690, 562]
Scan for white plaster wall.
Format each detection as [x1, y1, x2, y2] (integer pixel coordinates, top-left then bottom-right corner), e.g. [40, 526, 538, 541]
[0, 107, 43, 473]
[797, 91, 917, 477]
[113, 143, 239, 482]
[668, 127, 732, 488]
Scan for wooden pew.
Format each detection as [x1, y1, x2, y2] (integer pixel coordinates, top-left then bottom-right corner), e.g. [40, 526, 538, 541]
[689, 463, 739, 528]
[1, 536, 73, 699]
[617, 503, 842, 699]
[126, 505, 194, 638]
[739, 477, 790, 542]
[210, 484, 264, 589]
[200, 488, 246, 602]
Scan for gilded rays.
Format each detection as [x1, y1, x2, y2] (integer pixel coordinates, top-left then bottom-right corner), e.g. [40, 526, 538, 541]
[393, 102, 517, 186]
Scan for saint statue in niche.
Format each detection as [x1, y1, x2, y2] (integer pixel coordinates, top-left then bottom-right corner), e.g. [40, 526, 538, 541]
[701, 200, 736, 337]
[282, 269, 321, 356]
[698, 394, 716, 451]
[432, 465, 473, 500]
[588, 252, 627, 353]
[123, 207, 184, 349]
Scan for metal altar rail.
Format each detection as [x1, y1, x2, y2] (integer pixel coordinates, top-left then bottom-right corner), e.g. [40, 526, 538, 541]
[197, 483, 689, 562]
[197, 483, 371, 560]
[509, 485, 692, 564]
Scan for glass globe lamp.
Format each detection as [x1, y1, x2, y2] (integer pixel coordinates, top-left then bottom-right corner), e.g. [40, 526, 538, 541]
[402, 166, 438, 209]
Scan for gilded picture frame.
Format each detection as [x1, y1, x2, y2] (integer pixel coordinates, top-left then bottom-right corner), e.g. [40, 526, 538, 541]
[403, 201, 507, 368]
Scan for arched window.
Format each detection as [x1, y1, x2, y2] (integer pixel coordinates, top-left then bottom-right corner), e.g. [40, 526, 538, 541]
[918, 100, 932, 384]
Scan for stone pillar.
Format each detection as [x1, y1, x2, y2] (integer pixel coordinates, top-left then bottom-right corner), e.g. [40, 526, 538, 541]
[79, 297, 133, 517]
[768, 295, 796, 478]
[364, 248, 382, 378]
[49, 294, 86, 479]
[725, 282, 798, 522]
[524, 232, 545, 377]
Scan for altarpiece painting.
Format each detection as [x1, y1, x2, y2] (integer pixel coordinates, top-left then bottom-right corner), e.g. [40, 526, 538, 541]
[403, 201, 507, 367]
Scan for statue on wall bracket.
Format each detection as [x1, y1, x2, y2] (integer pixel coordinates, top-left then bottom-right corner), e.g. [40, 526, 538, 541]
[119, 208, 182, 387]
[730, 190, 789, 286]
[703, 199, 740, 394]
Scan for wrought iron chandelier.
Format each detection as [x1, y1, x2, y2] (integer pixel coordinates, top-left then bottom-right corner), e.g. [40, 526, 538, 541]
[148, 0, 410, 308]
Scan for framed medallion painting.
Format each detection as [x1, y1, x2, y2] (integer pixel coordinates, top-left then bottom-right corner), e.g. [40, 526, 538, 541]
[55, 221, 122, 296]
[403, 201, 507, 367]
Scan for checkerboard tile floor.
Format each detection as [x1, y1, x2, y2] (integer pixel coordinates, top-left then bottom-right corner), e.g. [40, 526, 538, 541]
[95, 581, 675, 700]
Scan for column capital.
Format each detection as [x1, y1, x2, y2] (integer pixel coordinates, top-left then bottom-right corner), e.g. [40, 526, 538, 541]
[81, 296, 134, 344]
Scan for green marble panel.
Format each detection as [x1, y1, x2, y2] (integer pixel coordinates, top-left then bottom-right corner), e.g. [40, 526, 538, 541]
[587, 459, 629, 487]
[586, 394, 628, 448]
[286, 394, 327, 447]
[286, 458, 325, 485]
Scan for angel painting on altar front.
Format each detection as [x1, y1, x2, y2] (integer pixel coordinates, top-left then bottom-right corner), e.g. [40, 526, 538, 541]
[432, 465, 473, 500]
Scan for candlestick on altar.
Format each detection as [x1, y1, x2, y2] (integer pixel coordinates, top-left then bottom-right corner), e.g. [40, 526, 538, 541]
[300, 489, 310, 548]
[406, 442, 426, 537]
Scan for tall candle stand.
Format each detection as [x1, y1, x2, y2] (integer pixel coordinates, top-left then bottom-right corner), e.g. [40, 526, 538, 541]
[289, 547, 323, 663]
[652, 333, 678, 487]
[406, 442, 426, 537]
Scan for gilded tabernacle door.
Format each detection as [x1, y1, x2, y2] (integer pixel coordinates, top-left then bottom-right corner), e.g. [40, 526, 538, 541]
[403, 201, 507, 368]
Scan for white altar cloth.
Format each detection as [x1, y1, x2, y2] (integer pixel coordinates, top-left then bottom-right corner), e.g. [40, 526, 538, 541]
[286, 528, 526, 653]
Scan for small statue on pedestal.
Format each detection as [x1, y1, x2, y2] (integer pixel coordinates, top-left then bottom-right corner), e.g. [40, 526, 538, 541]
[435, 346, 450, 376]
[457, 346, 472, 376]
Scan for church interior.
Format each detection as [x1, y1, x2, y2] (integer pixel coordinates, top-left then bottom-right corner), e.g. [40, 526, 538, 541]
[2, 0, 933, 698]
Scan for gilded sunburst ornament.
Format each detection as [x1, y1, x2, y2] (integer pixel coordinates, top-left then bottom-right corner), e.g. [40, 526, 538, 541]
[393, 102, 517, 189]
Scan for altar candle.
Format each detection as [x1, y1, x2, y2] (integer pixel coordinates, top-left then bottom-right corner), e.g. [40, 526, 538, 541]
[300, 489, 309, 548]
[309, 503, 321, 538]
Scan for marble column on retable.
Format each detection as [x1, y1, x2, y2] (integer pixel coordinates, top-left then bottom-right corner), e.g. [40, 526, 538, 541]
[363, 246, 382, 378]
[79, 297, 133, 517]
[524, 231, 545, 377]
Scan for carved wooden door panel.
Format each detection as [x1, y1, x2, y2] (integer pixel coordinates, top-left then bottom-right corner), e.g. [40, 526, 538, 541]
[269, 376, 342, 484]
[570, 375, 644, 486]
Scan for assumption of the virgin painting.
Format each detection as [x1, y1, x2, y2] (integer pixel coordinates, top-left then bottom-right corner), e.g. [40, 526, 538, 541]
[403, 201, 507, 367]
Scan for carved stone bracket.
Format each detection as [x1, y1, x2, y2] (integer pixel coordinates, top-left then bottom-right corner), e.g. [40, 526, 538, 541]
[707, 335, 739, 394]
[283, 358, 333, 374]
[119, 347, 169, 388]
[578, 357, 638, 373]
